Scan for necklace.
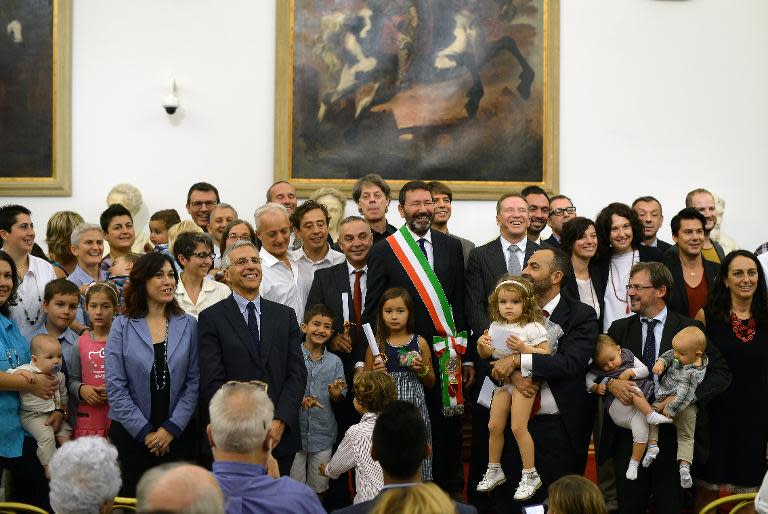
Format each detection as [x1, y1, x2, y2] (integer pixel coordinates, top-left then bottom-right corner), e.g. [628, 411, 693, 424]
[609, 252, 636, 315]
[18, 273, 42, 326]
[151, 319, 170, 391]
[730, 312, 756, 343]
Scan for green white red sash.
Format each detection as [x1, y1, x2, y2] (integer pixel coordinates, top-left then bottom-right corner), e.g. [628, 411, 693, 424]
[387, 226, 468, 416]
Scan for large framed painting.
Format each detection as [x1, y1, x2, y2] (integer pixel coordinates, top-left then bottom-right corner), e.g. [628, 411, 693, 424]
[0, 0, 71, 196]
[275, 0, 559, 199]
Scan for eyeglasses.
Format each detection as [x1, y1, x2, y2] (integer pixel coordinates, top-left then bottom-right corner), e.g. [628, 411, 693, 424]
[223, 380, 268, 393]
[227, 233, 251, 241]
[550, 207, 577, 217]
[232, 257, 261, 267]
[626, 284, 655, 291]
[189, 201, 216, 209]
[191, 251, 215, 260]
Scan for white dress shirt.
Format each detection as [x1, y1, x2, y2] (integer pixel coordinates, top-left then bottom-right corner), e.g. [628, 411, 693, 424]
[500, 235, 528, 272]
[405, 226, 433, 265]
[259, 247, 303, 322]
[521, 293, 561, 415]
[290, 244, 345, 315]
[175, 274, 231, 319]
[11, 255, 57, 341]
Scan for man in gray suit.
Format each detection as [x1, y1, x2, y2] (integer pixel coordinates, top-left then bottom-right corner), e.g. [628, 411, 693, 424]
[464, 192, 539, 507]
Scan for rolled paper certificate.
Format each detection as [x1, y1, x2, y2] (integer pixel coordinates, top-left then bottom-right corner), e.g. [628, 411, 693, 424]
[362, 323, 380, 357]
[341, 292, 350, 324]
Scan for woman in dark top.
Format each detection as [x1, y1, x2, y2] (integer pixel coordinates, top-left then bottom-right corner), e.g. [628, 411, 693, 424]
[694, 250, 768, 509]
[594, 203, 662, 332]
[560, 217, 605, 321]
[106, 252, 198, 496]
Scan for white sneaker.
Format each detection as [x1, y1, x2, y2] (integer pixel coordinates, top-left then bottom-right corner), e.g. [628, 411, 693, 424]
[513, 472, 542, 500]
[476, 466, 506, 492]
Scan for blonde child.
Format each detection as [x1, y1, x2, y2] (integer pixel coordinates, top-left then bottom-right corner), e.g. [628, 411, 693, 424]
[475, 276, 549, 500]
[147, 209, 181, 254]
[68, 283, 119, 438]
[586, 335, 672, 480]
[7, 334, 72, 477]
[643, 326, 708, 488]
[321, 371, 397, 504]
[365, 287, 435, 481]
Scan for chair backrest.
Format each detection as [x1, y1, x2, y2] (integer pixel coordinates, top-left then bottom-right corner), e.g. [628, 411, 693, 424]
[698, 492, 757, 514]
[113, 496, 137, 512]
[0, 502, 49, 514]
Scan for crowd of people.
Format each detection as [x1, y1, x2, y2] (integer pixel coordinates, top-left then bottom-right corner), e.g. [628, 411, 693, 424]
[0, 176, 766, 514]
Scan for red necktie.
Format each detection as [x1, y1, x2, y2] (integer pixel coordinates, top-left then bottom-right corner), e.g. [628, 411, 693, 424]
[353, 270, 364, 340]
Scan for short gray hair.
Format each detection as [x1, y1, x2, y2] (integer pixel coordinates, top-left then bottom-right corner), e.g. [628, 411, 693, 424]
[49, 437, 122, 514]
[253, 202, 288, 231]
[209, 383, 274, 454]
[137, 463, 225, 514]
[220, 239, 259, 270]
[70, 222, 103, 246]
[211, 203, 238, 218]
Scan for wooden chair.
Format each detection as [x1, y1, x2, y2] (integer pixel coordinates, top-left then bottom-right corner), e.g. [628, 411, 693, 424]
[0, 502, 48, 514]
[698, 492, 757, 514]
[112, 496, 137, 512]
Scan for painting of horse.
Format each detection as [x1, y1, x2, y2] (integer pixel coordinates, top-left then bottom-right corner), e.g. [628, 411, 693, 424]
[275, 0, 559, 199]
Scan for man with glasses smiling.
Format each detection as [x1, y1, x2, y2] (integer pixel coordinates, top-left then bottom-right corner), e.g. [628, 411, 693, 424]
[198, 239, 307, 476]
[544, 195, 576, 249]
[600, 262, 730, 514]
[185, 182, 220, 231]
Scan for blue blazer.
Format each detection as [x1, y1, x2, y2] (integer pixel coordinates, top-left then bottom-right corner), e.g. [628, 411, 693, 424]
[106, 313, 199, 441]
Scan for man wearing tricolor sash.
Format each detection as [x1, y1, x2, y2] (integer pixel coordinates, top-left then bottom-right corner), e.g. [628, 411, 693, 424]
[363, 181, 470, 498]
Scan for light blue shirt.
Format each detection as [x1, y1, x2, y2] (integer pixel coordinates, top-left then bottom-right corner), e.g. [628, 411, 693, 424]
[232, 293, 261, 333]
[0, 314, 31, 458]
[298, 345, 345, 452]
[67, 264, 106, 324]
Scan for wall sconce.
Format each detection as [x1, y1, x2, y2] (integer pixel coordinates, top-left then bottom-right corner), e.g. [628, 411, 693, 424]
[162, 79, 179, 115]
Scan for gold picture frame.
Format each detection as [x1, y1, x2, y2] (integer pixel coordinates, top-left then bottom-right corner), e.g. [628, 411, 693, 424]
[274, 0, 559, 199]
[0, 0, 72, 196]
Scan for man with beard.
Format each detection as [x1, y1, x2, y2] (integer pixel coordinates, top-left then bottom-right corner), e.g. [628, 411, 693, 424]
[522, 186, 550, 245]
[490, 247, 599, 506]
[363, 180, 469, 498]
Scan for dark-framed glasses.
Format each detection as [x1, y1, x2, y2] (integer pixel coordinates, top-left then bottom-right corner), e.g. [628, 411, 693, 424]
[550, 207, 577, 217]
[626, 283, 655, 291]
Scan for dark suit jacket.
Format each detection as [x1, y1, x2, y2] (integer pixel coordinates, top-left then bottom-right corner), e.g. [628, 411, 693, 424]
[305, 261, 366, 381]
[530, 293, 599, 456]
[601, 310, 732, 464]
[561, 259, 606, 321]
[331, 487, 478, 514]
[198, 295, 307, 455]
[594, 245, 663, 326]
[543, 234, 561, 248]
[363, 228, 467, 352]
[663, 245, 720, 318]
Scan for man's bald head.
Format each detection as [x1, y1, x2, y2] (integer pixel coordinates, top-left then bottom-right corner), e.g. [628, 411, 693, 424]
[137, 463, 224, 514]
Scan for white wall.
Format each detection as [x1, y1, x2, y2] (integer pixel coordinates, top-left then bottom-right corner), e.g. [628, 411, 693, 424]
[3, 0, 767, 252]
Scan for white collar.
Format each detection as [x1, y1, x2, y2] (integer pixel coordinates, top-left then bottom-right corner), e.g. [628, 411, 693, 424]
[347, 262, 368, 275]
[641, 306, 668, 325]
[500, 235, 527, 254]
[405, 226, 431, 244]
[259, 246, 293, 268]
[292, 244, 333, 264]
[542, 293, 561, 315]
